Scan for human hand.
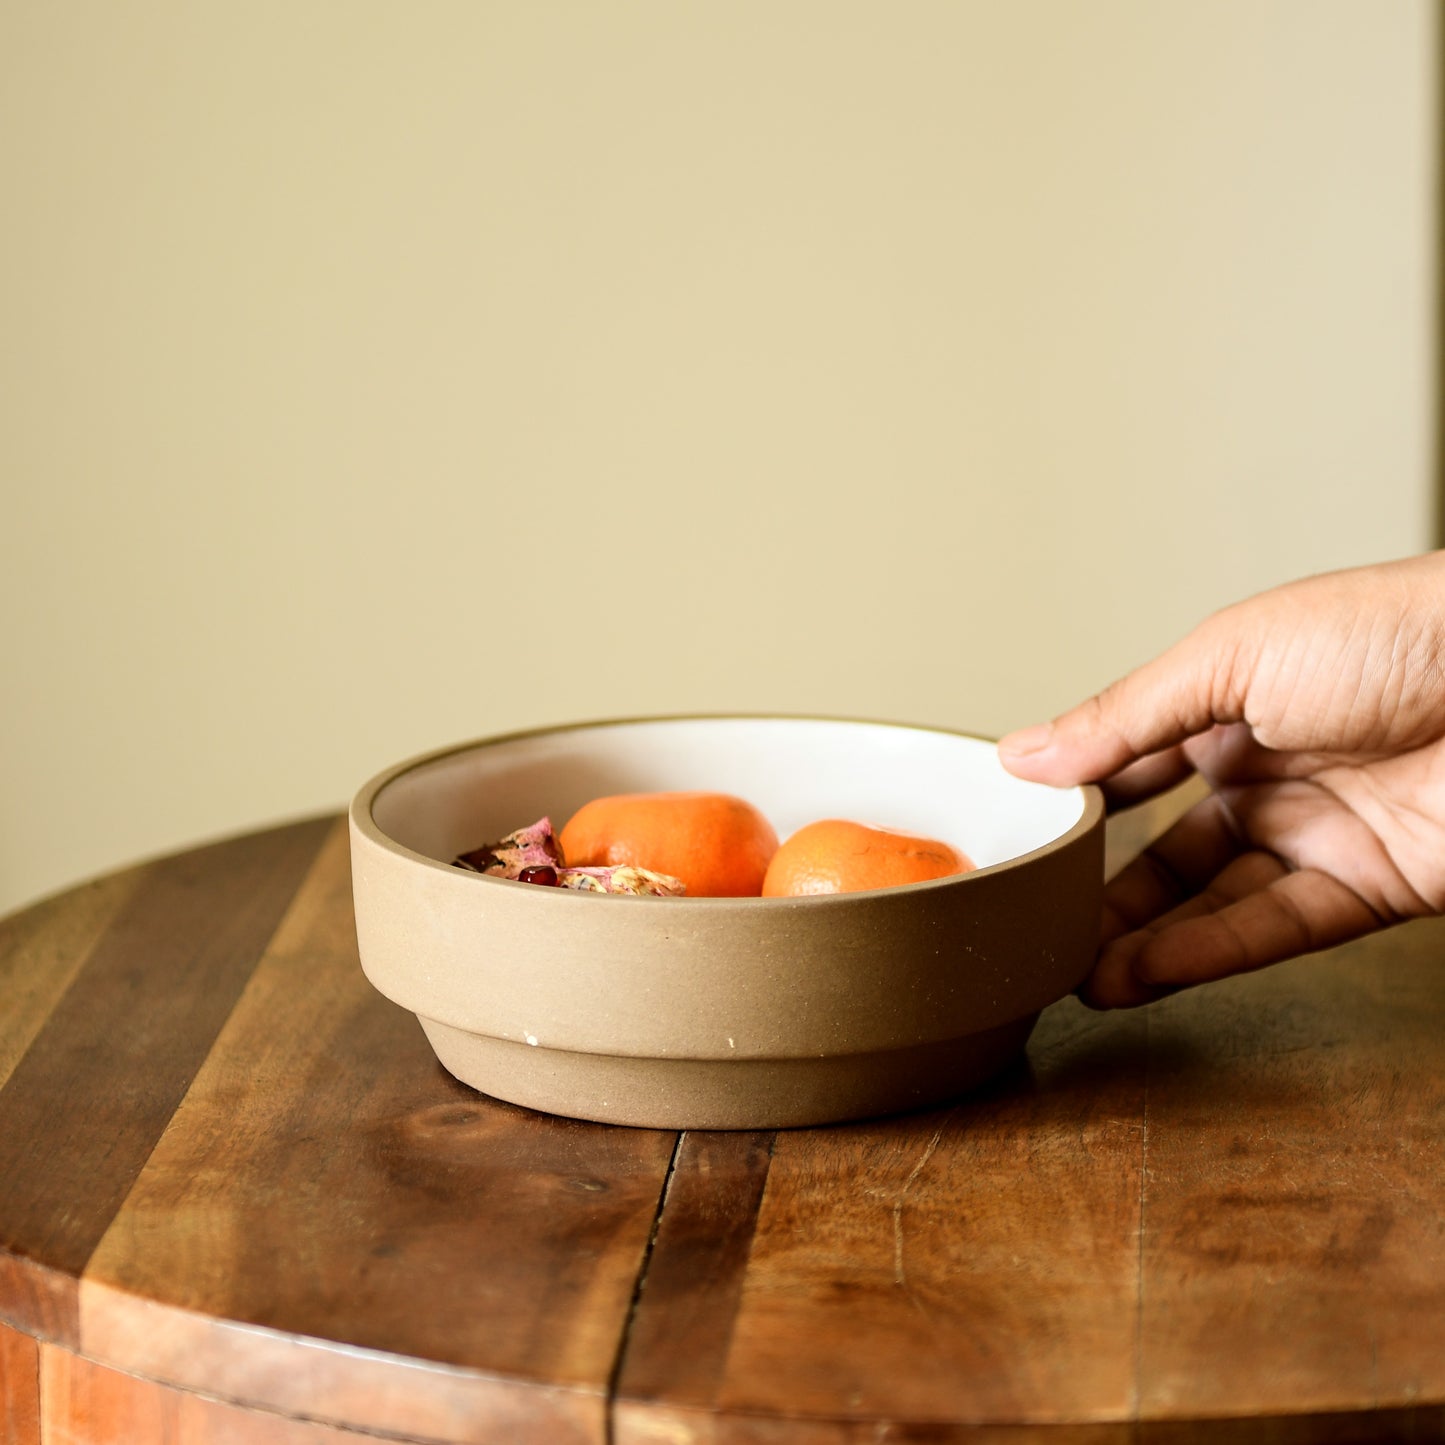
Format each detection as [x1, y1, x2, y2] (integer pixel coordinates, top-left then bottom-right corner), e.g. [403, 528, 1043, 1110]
[998, 553, 1445, 1007]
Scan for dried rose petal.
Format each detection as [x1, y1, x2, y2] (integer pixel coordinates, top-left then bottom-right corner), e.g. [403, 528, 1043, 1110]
[558, 865, 686, 897]
[453, 818, 563, 877]
[454, 819, 684, 895]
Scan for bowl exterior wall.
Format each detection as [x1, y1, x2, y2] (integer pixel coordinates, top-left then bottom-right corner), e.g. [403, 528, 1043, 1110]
[348, 804, 1104, 1064]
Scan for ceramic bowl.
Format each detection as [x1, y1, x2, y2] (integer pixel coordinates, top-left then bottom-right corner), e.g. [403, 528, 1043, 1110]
[349, 716, 1105, 1130]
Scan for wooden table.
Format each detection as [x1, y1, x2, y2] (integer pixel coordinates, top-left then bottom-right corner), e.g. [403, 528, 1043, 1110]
[2, 807, 1444, 1444]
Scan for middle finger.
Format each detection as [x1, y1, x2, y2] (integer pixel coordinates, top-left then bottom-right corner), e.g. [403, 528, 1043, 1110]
[1102, 789, 1245, 944]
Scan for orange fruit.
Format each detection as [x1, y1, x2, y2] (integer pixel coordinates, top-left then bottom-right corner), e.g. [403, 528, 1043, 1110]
[559, 791, 779, 898]
[761, 818, 973, 897]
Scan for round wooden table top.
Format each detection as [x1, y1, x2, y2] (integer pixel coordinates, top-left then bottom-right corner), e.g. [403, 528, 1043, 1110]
[2, 808, 1444, 1445]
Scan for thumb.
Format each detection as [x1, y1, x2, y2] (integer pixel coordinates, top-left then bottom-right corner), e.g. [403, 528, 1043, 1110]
[998, 621, 1244, 787]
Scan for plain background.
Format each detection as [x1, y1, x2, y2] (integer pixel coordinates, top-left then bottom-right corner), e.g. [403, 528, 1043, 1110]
[1, 1, 1437, 916]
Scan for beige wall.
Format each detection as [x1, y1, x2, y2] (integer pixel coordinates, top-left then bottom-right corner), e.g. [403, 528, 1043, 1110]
[1, 1, 1436, 916]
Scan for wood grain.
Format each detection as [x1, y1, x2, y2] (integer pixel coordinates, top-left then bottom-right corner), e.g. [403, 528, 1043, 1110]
[1138, 1405, 1445, 1445]
[621, 1413, 1128, 1445]
[0, 817, 331, 1345]
[1136, 916, 1445, 1424]
[39, 1341, 410, 1445]
[614, 1129, 775, 1438]
[622, 1003, 1151, 1440]
[0, 1320, 41, 1445]
[0, 868, 144, 1358]
[80, 820, 676, 1445]
[2, 797, 1445, 1442]
[0, 863, 142, 1092]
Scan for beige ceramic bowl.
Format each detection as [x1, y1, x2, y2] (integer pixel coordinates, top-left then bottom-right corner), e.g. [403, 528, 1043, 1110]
[349, 716, 1105, 1130]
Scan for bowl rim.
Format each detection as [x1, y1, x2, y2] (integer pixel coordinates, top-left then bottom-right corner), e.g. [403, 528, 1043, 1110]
[349, 711, 1106, 906]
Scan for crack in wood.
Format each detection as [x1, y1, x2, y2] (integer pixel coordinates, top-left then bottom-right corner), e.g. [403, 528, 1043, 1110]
[605, 1130, 683, 1445]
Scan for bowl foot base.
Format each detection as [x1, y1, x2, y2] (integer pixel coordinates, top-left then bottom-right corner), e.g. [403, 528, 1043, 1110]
[417, 1013, 1039, 1130]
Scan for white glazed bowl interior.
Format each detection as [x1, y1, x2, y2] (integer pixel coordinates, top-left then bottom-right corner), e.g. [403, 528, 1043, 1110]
[369, 715, 1085, 886]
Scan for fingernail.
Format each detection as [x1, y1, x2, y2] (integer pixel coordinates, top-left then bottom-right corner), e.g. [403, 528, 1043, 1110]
[998, 722, 1053, 757]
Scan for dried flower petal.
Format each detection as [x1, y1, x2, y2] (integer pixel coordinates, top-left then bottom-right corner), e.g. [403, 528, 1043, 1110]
[454, 818, 563, 877]
[454, 818, 685, 894]
[558, 865, 686, 896]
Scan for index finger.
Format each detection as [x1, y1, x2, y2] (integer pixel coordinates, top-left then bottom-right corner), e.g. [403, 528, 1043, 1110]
[999, 617, 1247, 787]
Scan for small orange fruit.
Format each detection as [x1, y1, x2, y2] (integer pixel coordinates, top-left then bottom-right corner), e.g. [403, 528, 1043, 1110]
[559, 791, 779, 898]
[761, 819, 973, 897]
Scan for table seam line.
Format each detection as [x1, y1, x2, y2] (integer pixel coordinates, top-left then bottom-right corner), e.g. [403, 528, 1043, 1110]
[604, 1128, 684, 1445]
